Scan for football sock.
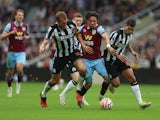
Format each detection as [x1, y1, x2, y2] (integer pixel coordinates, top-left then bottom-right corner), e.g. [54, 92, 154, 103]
[100, 80, 110, 96]
[77, 79, 84, 91]
[78, 75, 85, 82]
[6, 76, 13, 87]
[60, 80, 77, 96]
[80, 84, 90, 96]
[78, 73, 89, 82]
[17, 72, 24, 83]
[41, 81, 55, 98]
[131, 82, 143, 104]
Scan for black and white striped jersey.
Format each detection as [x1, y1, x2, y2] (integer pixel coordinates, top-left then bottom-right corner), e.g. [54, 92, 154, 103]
[104, 28, 133, 61]
[45, 20, 77, 57]
[74, 37, 81, 52]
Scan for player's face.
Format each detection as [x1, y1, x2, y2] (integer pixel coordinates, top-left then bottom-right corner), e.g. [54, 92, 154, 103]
[87, 16, 97, 29]
[73, 17, 83, 27]
[58, 18, 67, 29]
[124, 25, 134, 35]
[15, 12, 24, 23]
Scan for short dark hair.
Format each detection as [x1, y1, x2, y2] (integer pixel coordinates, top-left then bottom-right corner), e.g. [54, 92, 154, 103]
[85, 11, 99, 20]
[126, 19, 136, 27]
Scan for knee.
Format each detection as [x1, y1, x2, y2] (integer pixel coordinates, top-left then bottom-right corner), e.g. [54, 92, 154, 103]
[50, 74, 60, 84]
[111, 81, 120, 88]
[79, 67, 86, 75]
[112, 83, 119, 88]
[6, 69, 14, 76]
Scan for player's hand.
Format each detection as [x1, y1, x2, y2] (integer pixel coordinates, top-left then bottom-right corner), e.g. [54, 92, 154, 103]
[10, 29, 17, 35]
[116, 54, 128, 62]
[39, 45, 46, 56]
[107, 46, 117, 56]
[132, 51, 139, 61]
[72, 28, 78, 34]
[82, 45, 94, 55]
[23, 35, 30, 40]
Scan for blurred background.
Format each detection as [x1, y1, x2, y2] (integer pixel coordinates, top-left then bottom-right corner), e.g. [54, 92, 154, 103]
[0, 0, 160, 83]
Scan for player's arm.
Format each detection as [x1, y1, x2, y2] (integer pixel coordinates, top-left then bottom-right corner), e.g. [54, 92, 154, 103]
[128, 43, 139, 60]
[39, 39, 49, 56]
[0, 30, 17, 40]
[39, 26, 54, 55]
[23, 24, 30, 40]
[0, 23, 17, 40]
[76, 33, 94, 55]
[23, 33, 30, 40]
[106, 30, 127, 62]
[100, 27, 116, 56]
[76, 25, 93, 55]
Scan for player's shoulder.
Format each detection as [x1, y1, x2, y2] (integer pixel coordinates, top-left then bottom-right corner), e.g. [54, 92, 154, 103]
[22, 22, 29, 27]
[111, 28, 123, 34]
[80, 24, 88, 29]
[49, 24, 58, 30]
[67, 20, 76, 27]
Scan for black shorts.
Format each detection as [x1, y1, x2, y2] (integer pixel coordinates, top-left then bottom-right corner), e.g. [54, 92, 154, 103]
[52, 51, 81, 74]
[66, 61, 77, 73]
[104, 59, 130, 80]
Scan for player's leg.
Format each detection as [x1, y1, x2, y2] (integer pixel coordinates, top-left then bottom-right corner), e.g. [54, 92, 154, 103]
[59, 69, 79, 105]
[76, 59, 93, 108]
[77, 80, 89, 106]
[94, 58, 112, 100]
[122, 68, 151, 109]
[99, 60, 120, 100]
[15, 52, 26, 94]
[49, 59, 59, 90]
[40, 73, 60, 107]
[6, 68, 14, 97]
[6, 52, 16, 97]
[75, 71, 89, 106]
[40, 58, 65, 107]
[74, 58, 87, 81]
[16, 63, 24, 94]
[76, 81, 92, 108]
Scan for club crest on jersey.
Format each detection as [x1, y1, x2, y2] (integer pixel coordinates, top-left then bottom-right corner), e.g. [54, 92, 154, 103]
[83, 29, 86, 32]
[22, 27, 26, 31]
[92, 29, 96, 35]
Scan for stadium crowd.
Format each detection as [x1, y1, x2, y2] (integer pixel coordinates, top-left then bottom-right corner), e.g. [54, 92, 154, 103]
[0, 0, 160, 69]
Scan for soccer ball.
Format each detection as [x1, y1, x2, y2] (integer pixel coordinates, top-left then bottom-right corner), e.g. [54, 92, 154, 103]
[99, 98, 113, 110]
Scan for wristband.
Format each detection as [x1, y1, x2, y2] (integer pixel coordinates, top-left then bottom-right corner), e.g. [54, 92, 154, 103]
[106, 44, 111, 48]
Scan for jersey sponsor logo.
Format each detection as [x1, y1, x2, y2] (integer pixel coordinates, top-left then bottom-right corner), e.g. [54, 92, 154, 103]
[56, 33, 74, 41]
[117, 43, 127, 48]
[84, 41, 94, 46]
[84, 35, 92, 41]
[16, 32, 23, 36]
[15, 32, 23, 40]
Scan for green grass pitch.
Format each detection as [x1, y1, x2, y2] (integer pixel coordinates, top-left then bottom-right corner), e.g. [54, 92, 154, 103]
[0, 81, 159, 120]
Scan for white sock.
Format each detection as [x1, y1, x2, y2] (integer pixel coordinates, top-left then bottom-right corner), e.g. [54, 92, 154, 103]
[41, 81, 51, 98]
[77, 79, 84, 90]
[131, 84, 143, 104]
[78, 75, 84, 82]
[60, 80, 77, 96]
